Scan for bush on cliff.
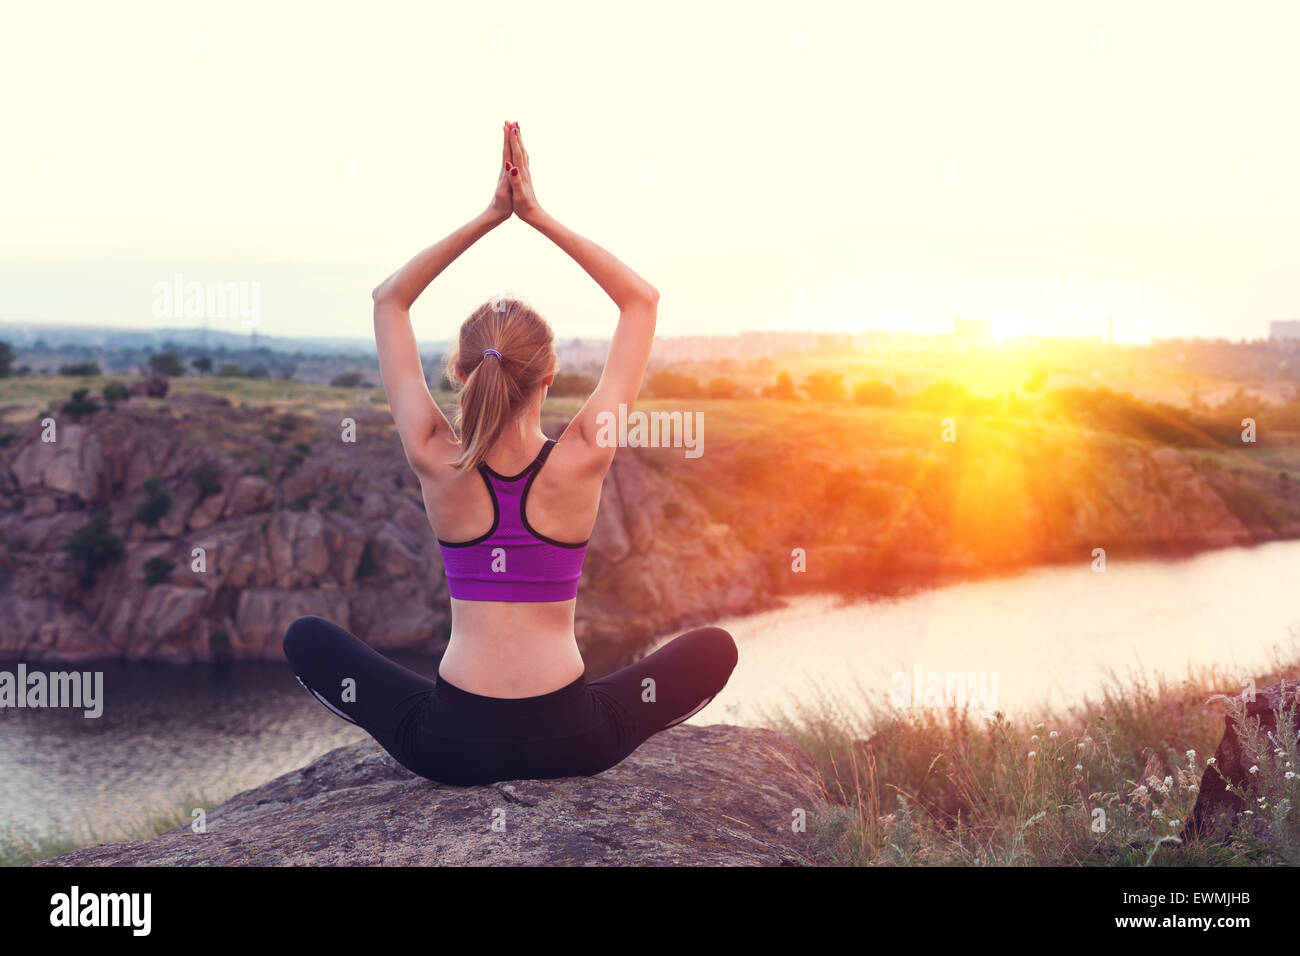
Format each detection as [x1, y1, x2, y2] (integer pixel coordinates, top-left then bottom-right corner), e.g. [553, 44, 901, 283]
[60, 388, 100, 418]
[143, 555, 175, 586]
[102, 381, 132, 409]
[63, 511, 125, 588]
[134, 476, 172, 527]
[190, 461, 223, 499]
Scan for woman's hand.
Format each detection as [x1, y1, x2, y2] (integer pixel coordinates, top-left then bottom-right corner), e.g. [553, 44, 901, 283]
[506, 123, 544, 224]
[488, 121, 516, 224]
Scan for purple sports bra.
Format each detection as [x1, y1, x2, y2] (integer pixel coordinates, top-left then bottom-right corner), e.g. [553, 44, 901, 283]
[436, 439, 589, 602]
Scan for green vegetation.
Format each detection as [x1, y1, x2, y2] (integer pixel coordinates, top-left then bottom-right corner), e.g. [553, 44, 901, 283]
[330, 371, 372, 388]
[800, 368, 847, 402]
[59, 388, 100, 418]
[57, 361, 101, 376]
[133, 476, 172, 526]
[550, 371, 596, 396]
[190, 461, 223, 499]
[761, 370, 797, 400]
[0, 791, 227, 867]
[143, 555, 175, 586]
[62, 510, 125, 588]
[102, 381, 131, 409]
[148, 352, 186, 377]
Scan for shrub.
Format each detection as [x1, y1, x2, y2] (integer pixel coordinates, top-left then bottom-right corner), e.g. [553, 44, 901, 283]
[642, 370, 703, 399]
[60, 389, 100, 418]
[705, 377, 740, 399]
[58, 361, 101, 376]
[134, 476, 172, 526]
[143, 555, 175, 586]
[801, 369, 847, 403]
[761, 371, 798, 401]
[102, 381, 132, 409]
[63, 511, 125, 588]
[190, 461, 223, 499]
[549, 372, 597, 397]
[148, 352, 186, 377]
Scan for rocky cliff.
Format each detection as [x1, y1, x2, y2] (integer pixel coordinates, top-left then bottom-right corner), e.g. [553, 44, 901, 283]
[34, 724, 823, 866]
[0, 392, 772, 667]
[4, 386, 1299, 665]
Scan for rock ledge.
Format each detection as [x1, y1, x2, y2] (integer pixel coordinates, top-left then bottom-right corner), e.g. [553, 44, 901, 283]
[37, 724, 824, 866]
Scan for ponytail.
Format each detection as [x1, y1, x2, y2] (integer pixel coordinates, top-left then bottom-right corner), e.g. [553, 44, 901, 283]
[447, 297, 556, 471]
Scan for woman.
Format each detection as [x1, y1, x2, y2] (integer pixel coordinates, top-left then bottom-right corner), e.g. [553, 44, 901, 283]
[283, 121, 737, 786]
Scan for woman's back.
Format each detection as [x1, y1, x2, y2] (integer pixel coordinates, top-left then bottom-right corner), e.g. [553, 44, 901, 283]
[413, 429, 611, 697]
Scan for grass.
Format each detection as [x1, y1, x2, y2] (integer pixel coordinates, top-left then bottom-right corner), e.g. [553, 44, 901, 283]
[0, 790, 228, 867]
[767, 646, 1300, 866]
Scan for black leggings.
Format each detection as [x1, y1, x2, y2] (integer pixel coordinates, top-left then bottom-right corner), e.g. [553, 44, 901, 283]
[282, 616, 738, 786]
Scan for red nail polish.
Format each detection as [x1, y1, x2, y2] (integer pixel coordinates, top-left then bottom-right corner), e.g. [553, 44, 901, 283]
[510, 168, 518, 177]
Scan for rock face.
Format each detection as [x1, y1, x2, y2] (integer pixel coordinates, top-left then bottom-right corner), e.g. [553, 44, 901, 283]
[1185, 682, 1299, 842]
[5, 386, 1300, 664]
[35, 725, 824, 867]
[0, 395, 772, 668]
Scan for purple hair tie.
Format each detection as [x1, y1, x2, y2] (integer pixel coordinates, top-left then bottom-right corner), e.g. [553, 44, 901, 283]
[482, 348, 502, 361]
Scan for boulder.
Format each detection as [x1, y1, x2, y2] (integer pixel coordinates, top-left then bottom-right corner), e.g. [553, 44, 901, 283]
[1185, 681, 1300, 842]
[33, 724, 823, 866]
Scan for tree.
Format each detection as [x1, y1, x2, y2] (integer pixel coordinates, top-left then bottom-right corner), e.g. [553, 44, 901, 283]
[64, 511, 125, 588]
[549, 372, 597, 397]
[0, 341, 14, 377]
[801, 369, 847, 402]
[642, 370, 703, 399]
[149, 352, 186, 377]
[705, 377, 740, 399]
[102, 382, 132, 409]
[134, 476, 172, 526]
[761, 370, 798, 400]
[61, 388, 100, 418]
[191, 356, 213, 374]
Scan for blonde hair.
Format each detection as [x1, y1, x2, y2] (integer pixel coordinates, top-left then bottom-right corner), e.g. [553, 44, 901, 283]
[445, 296, 557, 471]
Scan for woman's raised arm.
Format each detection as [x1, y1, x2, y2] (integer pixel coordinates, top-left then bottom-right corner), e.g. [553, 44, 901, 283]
[505, 126, 659, 458]
[371, 123, 516, 472]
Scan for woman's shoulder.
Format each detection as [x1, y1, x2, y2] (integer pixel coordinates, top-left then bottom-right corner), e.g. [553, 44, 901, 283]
[547, 427, 617, 482]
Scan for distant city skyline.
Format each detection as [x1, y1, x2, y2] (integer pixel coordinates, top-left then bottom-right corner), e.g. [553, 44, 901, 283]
[2, 2, 1297, 345]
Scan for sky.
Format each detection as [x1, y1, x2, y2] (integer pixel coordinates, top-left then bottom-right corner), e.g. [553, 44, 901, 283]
[1, 0, 1297, 345]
